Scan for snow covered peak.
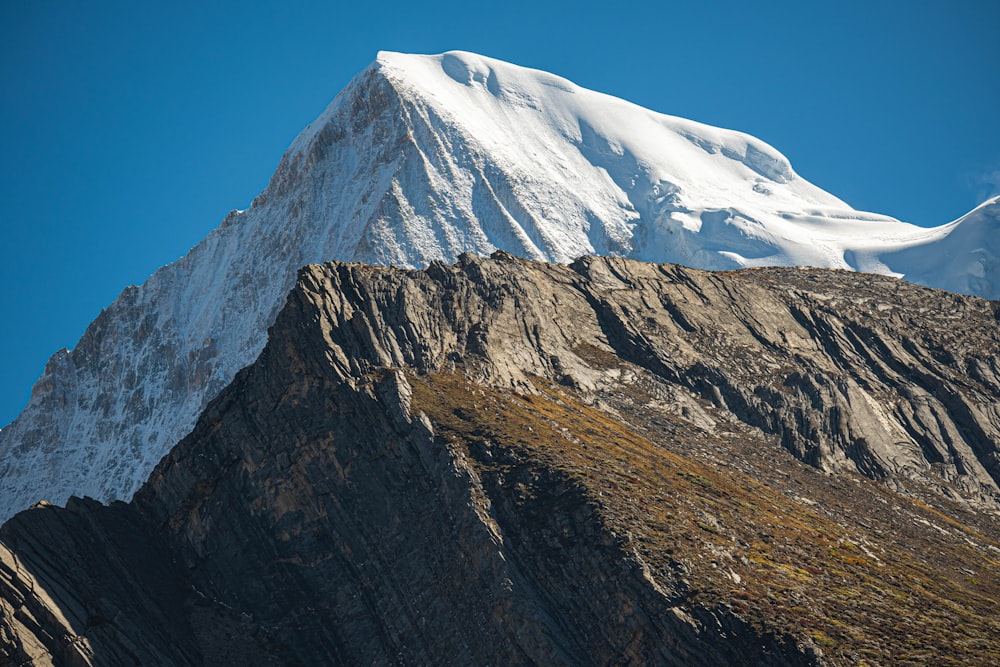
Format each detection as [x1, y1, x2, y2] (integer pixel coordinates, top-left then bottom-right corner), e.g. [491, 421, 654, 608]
[273, 49, 938, 274]
[374, 49, 807, 192]
[0, 50, 996, 522]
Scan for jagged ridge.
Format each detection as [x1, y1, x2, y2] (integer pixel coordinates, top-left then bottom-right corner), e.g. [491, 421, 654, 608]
[2, 254, 999, 665]
[1, 50, 998, 522]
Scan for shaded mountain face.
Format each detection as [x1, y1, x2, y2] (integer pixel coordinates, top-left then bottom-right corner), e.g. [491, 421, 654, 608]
[2, 50, 999, 524]
[3, 256, 999, 666]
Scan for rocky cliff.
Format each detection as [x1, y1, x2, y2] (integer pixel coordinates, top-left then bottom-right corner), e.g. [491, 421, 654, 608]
[2, 255, 999, 665]
[5, 50, 999, 525]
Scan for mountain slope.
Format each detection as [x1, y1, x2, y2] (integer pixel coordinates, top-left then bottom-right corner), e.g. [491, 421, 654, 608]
[879, 195, 1000, 297]
[2, 255, 999, 665]
[0, 50, 996, 521]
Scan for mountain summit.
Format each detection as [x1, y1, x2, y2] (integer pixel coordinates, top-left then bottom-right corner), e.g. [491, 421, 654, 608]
[0, 51, 996, 521]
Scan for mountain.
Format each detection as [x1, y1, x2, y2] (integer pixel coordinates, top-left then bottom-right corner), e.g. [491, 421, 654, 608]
[2, 255, 999, 665]
[1, 50, 997, 522]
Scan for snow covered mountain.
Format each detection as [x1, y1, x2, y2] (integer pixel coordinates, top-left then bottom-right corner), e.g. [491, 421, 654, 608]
[1, 50, 996, 521]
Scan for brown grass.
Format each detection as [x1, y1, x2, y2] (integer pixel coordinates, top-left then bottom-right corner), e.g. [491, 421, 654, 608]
[410, 370, 1000, 665]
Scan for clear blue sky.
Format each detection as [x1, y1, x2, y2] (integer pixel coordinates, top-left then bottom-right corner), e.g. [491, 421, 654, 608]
[1, 0, 998, 426]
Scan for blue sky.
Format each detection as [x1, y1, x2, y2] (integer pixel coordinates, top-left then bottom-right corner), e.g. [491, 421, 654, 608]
[1, 0, 998, 426]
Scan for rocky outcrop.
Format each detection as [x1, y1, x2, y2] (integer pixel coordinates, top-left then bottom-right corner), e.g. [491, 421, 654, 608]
[0, 499, 201, 666]
[2, 255, 999, 665]
[4, 50, 999, 527]
[280, 253, 1000, 509]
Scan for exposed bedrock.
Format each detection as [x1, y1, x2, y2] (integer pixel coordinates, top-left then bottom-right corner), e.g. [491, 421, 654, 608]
[3, 255, 1000, 665]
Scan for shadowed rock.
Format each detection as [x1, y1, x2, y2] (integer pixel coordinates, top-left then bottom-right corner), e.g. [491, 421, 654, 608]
[2, 255, 999, 665]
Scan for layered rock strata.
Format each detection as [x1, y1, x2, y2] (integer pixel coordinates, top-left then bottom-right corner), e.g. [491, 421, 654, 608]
[2, 255, 999, 665]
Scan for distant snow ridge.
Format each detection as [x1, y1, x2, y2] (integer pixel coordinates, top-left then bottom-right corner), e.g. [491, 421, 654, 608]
[1, 50, 997, 521]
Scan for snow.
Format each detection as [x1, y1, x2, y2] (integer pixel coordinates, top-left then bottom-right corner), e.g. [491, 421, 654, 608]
[0, 50, 996, 522]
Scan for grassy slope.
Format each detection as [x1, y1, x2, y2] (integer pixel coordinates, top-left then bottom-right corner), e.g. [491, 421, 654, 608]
[412, 370, 1000, 666]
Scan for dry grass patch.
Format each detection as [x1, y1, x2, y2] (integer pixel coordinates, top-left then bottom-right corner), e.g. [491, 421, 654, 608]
[410, 371, 1000, 665]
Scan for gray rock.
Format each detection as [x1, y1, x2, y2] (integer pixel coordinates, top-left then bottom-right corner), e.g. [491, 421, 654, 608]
[3, 255, 1000, 665]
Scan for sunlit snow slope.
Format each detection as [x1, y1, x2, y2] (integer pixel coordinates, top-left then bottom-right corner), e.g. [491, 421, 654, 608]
[1, 51, 996, 521]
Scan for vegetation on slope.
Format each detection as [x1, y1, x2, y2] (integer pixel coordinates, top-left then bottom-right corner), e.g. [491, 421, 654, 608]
[412, 370, 1000, 665]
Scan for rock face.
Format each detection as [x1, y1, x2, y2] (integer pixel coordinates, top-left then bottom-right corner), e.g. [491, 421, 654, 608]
[2, 255, 999, 666]
[3, 50, 999, 524]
